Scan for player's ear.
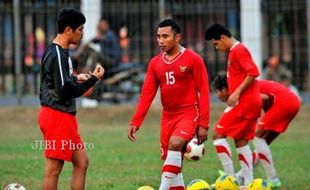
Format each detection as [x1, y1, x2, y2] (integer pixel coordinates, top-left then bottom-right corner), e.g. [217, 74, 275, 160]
[175, 33, 181, 42]
[220, 34, 226, 41]
[64, 26, 72, 34]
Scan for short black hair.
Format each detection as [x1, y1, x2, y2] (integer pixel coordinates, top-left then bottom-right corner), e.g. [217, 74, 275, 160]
[211, 73, 228, 90]
[57, 8, 86, 33]
[205, 24, 232, 40]
[158, 18, 181, 34]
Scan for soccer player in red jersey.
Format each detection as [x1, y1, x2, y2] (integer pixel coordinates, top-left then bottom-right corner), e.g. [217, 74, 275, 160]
[212, 75, 301, 188]
[206, 24, 262, 186]
[127, 19, 210, 190]
[252, 79, 301, 188]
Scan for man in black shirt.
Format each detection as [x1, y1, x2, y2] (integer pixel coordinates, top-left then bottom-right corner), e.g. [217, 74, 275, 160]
[38, 8, 104, 190]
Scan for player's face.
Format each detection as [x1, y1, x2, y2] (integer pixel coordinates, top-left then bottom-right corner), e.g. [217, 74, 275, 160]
[216, 88, 229, 102]
[212, 36, 228, 52]
[70, 25, 84, 45]
[156, 26, 180, 52]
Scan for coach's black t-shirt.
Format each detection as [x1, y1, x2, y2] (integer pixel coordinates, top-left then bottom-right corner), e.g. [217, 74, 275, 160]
[40, 43, 98, 115]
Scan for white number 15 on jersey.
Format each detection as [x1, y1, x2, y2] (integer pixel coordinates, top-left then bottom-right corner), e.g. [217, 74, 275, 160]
[165, 71, 175, 85]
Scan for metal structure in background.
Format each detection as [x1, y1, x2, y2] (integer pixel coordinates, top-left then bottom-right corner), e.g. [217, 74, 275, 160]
[262, 0, 308, 91]
[0, 0, 309, 100]
[100, 0, 240, 80]
[0, 0, 80, 96]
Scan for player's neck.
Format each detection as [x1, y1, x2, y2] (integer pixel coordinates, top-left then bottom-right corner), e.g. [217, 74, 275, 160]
[164, 45, 183, 60]
[53, 34, 70, 49]
[228, 38, 238, 51]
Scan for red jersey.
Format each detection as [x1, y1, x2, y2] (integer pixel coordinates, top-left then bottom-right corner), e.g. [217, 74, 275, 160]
[130, 48, 210, 129]
[257, 80, 301, 133]
[227, 42, 261, 118]
[258, 80, 301, 102]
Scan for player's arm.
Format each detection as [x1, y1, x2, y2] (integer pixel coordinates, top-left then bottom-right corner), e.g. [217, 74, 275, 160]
[227, 75, 255, 106]
[128, 61, 159, 142]
[228, 47, 260, 106]
[192, 55, 210, 144]
[53, 55, 102, 100]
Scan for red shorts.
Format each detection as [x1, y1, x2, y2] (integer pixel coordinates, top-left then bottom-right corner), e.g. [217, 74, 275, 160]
[160, 107, 199, 160]
[214, 108, 258, 140]
[257, 95, 300, 133]
[38, 106, 84, 162]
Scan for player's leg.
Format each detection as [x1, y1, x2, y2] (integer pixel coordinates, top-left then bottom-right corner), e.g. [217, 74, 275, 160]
[213, 134, 234, 176]
[235, 138, 253, 186]
[213, 113, 240, 177]
[159, 136, 186, 190]
[43, 157, 64, 190]
[169, 173, 185, 190]
[253, 129, 281, 187]
[159, 114, 197, 190]
[233, 117, 257, 186]
[264, 131, 279, 145]
[71, 149, 89, 190]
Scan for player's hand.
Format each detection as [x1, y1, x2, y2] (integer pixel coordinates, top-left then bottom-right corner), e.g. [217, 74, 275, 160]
[227, 91, 239, 106]
[196, 126, 208, 145]
[77, 73, 91, 81]
[128, 125, 138, 142]
[90, 64, 105, 80]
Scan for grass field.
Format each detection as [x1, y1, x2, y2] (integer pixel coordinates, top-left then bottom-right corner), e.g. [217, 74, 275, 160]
[0, 104, 310, 190]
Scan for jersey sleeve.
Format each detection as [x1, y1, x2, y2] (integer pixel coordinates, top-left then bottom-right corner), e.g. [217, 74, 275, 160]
[130, 60, 159, 128]
[192, 55, 210, 129]
[236, 47, 260, 77]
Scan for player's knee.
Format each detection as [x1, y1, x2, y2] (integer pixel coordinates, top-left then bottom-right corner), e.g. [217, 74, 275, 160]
[168, 138, 185, 151]
[213, 132, 225, 140]
[45, 159, 63, 178]
[45, 165, 62, 178]
[235, 138, 249, 147]
[76, 157, 89, 171]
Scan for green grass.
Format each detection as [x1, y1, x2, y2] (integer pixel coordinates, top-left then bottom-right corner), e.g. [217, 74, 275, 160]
[0, 104, 310, 189]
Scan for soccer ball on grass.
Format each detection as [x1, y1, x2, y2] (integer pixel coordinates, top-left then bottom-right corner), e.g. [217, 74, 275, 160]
[184, 138, 205, 161]
[4, 183, 26, 190]
[136, 185, 155, 190]
[186, 179, 210, 190]
[247, 178, 271, 190]
[215, 174, 239, 190]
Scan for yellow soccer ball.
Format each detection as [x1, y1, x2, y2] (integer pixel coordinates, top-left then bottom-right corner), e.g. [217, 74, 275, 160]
[187, 179, 210, 190]
[215, 174, 239, 190]
[247, 178, 271, 190]
[136, 185, 155, 190]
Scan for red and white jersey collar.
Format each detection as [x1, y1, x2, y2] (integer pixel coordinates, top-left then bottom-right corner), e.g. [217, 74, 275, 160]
[230, 41, 240, 51]
[162, 46, 186, 64]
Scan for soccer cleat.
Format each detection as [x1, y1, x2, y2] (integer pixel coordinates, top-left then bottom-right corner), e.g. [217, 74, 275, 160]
[235, 170, 244, 186]
[267, 178, 282, 188]
[218, 169, 226, 176]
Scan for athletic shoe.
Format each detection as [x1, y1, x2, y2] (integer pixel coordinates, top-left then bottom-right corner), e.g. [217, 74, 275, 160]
[267, 178, 282, 188]
[218, 169, 226, 176]
[235, 170, 244, 185]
